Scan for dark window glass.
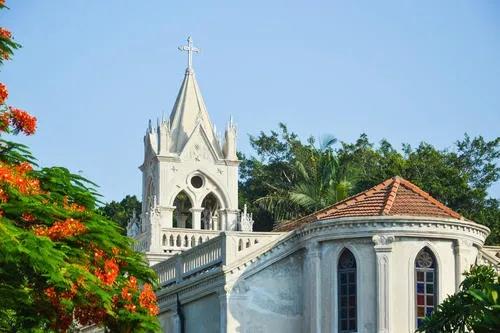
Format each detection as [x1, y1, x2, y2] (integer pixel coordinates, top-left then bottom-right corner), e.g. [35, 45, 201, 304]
[190, 175, 203, 188]
[415, 248, 437, 328]
[338, 249, 357, 332]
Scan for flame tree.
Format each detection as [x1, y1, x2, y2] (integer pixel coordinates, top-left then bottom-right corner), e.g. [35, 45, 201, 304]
[0, 3, 160, 332]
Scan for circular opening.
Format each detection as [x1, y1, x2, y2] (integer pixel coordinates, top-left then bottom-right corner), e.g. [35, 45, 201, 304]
[190, 175, 203, 189]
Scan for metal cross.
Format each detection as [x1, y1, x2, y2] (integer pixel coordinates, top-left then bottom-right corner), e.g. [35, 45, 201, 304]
[178, 36, 199, 70]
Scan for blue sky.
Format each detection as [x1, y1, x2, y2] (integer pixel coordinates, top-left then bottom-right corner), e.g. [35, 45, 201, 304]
[2, 1, 499, 202]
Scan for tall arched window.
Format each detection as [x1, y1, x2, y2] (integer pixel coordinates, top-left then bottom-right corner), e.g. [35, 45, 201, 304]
[415, 247, 437, 328]
[338, 249, 357, 332]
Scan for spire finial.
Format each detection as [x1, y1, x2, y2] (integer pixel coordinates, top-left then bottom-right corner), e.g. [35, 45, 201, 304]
[178, 36, 200, 72]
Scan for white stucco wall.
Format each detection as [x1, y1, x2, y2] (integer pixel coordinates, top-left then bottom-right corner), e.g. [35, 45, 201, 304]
[184, 293, 220, 333]
[320, 240, 377, 333]
[229, 252, 304, 333]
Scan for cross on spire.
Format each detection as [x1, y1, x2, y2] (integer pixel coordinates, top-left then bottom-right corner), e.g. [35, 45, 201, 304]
[178, 36, 199, 72]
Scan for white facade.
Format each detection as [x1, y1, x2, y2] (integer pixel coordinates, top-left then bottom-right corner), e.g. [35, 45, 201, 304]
[154, 216, 498, 333]
[127, 38, 500, 332]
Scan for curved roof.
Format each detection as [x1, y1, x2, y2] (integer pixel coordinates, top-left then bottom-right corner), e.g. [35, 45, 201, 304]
[274, 176, 463, 231]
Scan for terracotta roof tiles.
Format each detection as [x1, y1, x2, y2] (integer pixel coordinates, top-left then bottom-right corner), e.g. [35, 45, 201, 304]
[274, 176, 463, 231]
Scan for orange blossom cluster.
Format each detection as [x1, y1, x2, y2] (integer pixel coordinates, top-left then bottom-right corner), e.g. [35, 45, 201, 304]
[44, 284, 79, 331]
[34, 218, 87, 241]
[0, 82, 7, 104]
[8, 107, 37, 135]
[139, 283, 159, 316]
[93, 247, 120, 286]
[0, 27, 11, 39]
[0, 161, 40, 201]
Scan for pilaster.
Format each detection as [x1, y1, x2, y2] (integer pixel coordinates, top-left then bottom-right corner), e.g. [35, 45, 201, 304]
[303, 241, 321, 333]
[372, 234, 395, 333]
[148, 209, 162, 253]
[454, 239, 473, 291]
[218, 289, 229, 333]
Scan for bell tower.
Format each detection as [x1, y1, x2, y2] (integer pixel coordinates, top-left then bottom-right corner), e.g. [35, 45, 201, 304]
[129, 37, 252, 265]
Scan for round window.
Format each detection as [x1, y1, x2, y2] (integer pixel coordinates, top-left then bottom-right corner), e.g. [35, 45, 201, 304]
[190, 175, 203, 189]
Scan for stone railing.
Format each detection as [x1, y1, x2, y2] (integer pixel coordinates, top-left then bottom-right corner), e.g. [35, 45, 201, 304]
[160, 228, 221, 254]
[153, 231, 282, 286]
[478, 247, 500, 273]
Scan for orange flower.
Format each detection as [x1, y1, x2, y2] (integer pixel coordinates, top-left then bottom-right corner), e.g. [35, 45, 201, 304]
[95, 258, 119, 286]
[127, 276, 138, 291]
[0, 161, 40, 195]
[21, 213, 36, 223]
[34, 218, 87, 240]
[0, 188, 7, 202]
[139, 283, 159, 315]
[120, 286, 132, 302]
[0, 27, 11, 39]
[0, 82, 7, 104]
[124, 303, 136, 312]
[62, 196, 86, 212]
[9, 107, 37, 135]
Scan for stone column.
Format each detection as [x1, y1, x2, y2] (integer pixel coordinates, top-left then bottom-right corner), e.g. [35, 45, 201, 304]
[454, 239, 473, 291]
[162, 206, 176, 229]
[177, 213, 187, 228]
[372, 234, 395, 333]
[303, 241, 321, 333]
[190, 208, 203, 230]
[219, 209, 227, 231]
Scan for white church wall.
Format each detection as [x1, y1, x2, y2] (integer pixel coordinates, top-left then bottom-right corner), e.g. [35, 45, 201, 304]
[390, 238, 457, 333]
[228, 251, 304, 333]
[158, 311, 176, 333]
[183, 293, 220, 333]
[321, 239, 377, 333]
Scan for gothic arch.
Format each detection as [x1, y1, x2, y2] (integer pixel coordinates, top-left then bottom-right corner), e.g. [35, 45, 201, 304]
[169, 188, 195, 208]
[200, 190, 225, 211]
[407, 243, 442, 331]
[172, 190, 193, 229]
[200, 192, 222, 230]
[327, 243, 364, 332]
[165, 169, 230, 209]
[337, 248, 358, 332]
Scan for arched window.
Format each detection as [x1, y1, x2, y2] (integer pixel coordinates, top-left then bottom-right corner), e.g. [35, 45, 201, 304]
[415, 247, 437, 328]
[338, 249, 357, 332]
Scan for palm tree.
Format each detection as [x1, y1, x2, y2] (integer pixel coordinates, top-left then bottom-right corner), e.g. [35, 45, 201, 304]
[255, 136, 352, 223]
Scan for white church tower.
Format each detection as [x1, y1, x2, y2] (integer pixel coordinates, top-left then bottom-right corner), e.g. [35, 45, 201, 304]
[128, 37, 253, 265]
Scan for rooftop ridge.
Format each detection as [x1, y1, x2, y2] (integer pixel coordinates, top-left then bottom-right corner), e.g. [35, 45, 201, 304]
[273, 176, 464, 232]
[396, 178, 463, 220]
[382, 177, 400, 215]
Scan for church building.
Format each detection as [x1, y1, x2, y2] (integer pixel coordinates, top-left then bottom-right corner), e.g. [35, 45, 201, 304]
[129, 38, 500, 333]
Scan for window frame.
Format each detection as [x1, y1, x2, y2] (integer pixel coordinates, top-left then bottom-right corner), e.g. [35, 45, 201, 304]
[337, 248, 357, 333]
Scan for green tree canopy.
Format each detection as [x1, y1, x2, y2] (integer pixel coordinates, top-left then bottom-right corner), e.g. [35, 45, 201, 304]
[99, 195, 141, 234]
[240, 124, 499, 244]
[0, 5, 160, 332]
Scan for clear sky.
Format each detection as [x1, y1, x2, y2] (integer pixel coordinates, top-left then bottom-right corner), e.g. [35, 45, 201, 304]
[2, 1, 499, 202]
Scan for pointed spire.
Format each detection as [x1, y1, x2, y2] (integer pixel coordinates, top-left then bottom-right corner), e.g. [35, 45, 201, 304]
[168, 40, 220, 155]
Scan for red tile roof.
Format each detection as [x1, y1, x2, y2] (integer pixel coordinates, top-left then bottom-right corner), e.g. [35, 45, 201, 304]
[274, 176, 463, 231]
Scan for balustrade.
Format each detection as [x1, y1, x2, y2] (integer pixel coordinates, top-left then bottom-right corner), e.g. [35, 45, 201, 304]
[153, 231, 283, 286]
